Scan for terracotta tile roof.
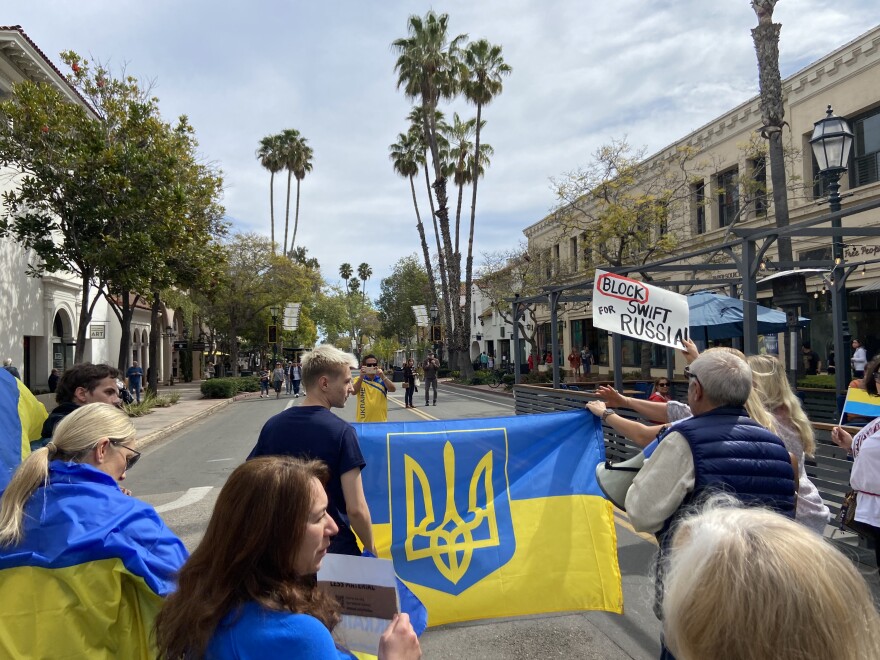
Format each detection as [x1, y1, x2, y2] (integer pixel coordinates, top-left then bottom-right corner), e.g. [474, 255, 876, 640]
[0, 25, 93, 111]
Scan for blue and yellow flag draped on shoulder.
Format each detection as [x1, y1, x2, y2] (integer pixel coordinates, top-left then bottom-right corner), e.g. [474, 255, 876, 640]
[0, 462, 188, 659]
[0, 367, 47, 491]
[354, 410, 622, 625]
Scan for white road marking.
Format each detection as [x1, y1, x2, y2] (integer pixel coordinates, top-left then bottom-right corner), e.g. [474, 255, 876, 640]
[206, 458, 233, 462]
[154, 486, 213, 513]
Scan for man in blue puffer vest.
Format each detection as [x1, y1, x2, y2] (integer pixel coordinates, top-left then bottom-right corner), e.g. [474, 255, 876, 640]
[624, 350, 797, 660]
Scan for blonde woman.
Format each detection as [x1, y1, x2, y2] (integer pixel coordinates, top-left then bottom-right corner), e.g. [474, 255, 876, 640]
[663, 499, 880, 660]
[748, 354, 831, 534]
[0, 403, 187, 658]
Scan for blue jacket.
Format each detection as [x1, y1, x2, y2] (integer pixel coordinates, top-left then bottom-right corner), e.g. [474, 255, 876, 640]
[662, 406, 797, 538]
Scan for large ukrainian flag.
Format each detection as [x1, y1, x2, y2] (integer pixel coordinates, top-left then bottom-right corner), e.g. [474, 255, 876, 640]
[0, 367, 47, 491]
[354, 410, 622, 626]
[0, 463, 188, 659]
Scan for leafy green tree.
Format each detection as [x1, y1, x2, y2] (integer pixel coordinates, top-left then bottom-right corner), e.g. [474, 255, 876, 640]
[256, 133, 284, 253]
[0, 52, 225, 368]
[477, 245, 542, 365]
[200, 233, 321, 376]
[377, 254, 431, 344]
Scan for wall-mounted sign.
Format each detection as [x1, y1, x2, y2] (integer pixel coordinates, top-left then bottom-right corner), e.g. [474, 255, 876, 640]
[191, 341, 207, 351]
[173, 340, 189, 351]
[89, 324, 105, 339]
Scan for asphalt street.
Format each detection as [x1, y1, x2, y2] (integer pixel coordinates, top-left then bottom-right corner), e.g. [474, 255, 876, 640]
[125, 382, 662, 659]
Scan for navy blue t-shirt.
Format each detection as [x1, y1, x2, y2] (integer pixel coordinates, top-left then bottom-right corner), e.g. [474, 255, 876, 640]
[248, 406, 366, 555]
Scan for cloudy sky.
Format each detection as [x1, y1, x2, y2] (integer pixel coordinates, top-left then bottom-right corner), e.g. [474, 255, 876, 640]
[5, 1, 878, 298]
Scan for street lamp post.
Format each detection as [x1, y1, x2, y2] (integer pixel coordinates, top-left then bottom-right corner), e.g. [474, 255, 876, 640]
[269, 306, 280, 365]
[429, 303, 440, 362]
[810, 105, 855, 397]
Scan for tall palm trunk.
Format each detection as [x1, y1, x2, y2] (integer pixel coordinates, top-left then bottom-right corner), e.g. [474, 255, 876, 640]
[422, 112, 457, 346]
[291, 178, 302, 254]
[283, 170, 292, 256]
[424, 160, 452, 335]
[409, 174, 438, 306]
[269, 170, 276, 254]
[463, 101, 485, 376]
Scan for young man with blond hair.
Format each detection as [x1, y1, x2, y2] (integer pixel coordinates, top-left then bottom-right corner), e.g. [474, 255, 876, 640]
[248, 345, 376, 556]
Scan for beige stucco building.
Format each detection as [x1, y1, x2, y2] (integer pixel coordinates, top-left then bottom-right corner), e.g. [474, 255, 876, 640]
[523, 25, 880, 377]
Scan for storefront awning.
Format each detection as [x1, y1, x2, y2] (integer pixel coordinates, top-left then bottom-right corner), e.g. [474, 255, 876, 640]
[853, 280, 880, 294]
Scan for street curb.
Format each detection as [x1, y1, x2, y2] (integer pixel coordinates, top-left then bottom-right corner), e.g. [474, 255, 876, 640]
[137, 397, 234, 448]
[442, 381, 515, 399]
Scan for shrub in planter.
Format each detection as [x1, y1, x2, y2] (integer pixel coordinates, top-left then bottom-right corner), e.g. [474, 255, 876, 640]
[438, 368, 452, 378]
[201, 378, 238, 398]
[236, 376, 261, 392]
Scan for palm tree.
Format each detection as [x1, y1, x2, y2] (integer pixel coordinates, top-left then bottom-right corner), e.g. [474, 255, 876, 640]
[461, 38, 510, 369]
[339, 262, 353, 291]
[256, 134, 284, 253]
[407, 106, 452, 331]
[393, 12, 466, 365]
[278, 128, 301, 257]
[357, 262, 372, 304]
[389, 129, 438, 309]
[289, 135, 313, 255]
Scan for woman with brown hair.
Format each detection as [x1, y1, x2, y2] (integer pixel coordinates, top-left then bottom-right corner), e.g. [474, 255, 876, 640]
[155, 456, 420, 659]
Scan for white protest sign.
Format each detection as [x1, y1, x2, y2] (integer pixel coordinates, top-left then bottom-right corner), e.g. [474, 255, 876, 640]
[592, 269, 690, 349]
[317, 554, 400, 656]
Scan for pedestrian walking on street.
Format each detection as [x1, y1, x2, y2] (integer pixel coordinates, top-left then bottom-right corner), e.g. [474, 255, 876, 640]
[284, 360, 293, 394]
[289, 360, 302, 397]
[2, 359, 20, 380]
[126, 361, 144, 404]
[47, 368, 60, 393]
[403, 358, 416, 408]
[272, 362, 285, 399]
[422, 352, 439, 406]
[258, 368, 270, 398]
[568, 350, 581, 379]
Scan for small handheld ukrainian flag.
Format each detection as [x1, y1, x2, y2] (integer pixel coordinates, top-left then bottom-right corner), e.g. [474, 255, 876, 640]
[841, 386, 880, 420]
[355, 410, 622, 626]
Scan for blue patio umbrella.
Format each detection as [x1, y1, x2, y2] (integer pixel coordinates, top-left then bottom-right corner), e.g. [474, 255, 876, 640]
[687, 291, 809, 343]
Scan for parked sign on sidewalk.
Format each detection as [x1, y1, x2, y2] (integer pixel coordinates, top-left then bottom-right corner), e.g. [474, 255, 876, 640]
[592, 269, 689, 349]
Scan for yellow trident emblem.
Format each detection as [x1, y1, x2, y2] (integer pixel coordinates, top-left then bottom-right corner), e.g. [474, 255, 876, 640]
[404, 440, 500, 585]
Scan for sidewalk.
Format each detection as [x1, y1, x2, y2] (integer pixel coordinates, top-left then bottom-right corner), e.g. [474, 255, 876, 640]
[131, 381, 259, 447]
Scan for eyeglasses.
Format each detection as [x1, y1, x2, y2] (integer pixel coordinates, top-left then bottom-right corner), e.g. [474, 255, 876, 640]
[110, 440, 141, 470]
[364, 362, 378, 367]
[657, 382, 670, 387]
[683, 366, 701, 385]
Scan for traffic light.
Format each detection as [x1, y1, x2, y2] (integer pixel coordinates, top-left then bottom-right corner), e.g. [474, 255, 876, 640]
[267, 325, 278, 344]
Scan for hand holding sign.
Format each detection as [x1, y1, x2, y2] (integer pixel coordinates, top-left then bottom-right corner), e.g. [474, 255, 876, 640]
[593, 270, 690, 350]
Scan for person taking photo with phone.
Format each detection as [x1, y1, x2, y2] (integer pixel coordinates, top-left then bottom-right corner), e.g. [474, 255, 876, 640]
[351, 354, 396, 422]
